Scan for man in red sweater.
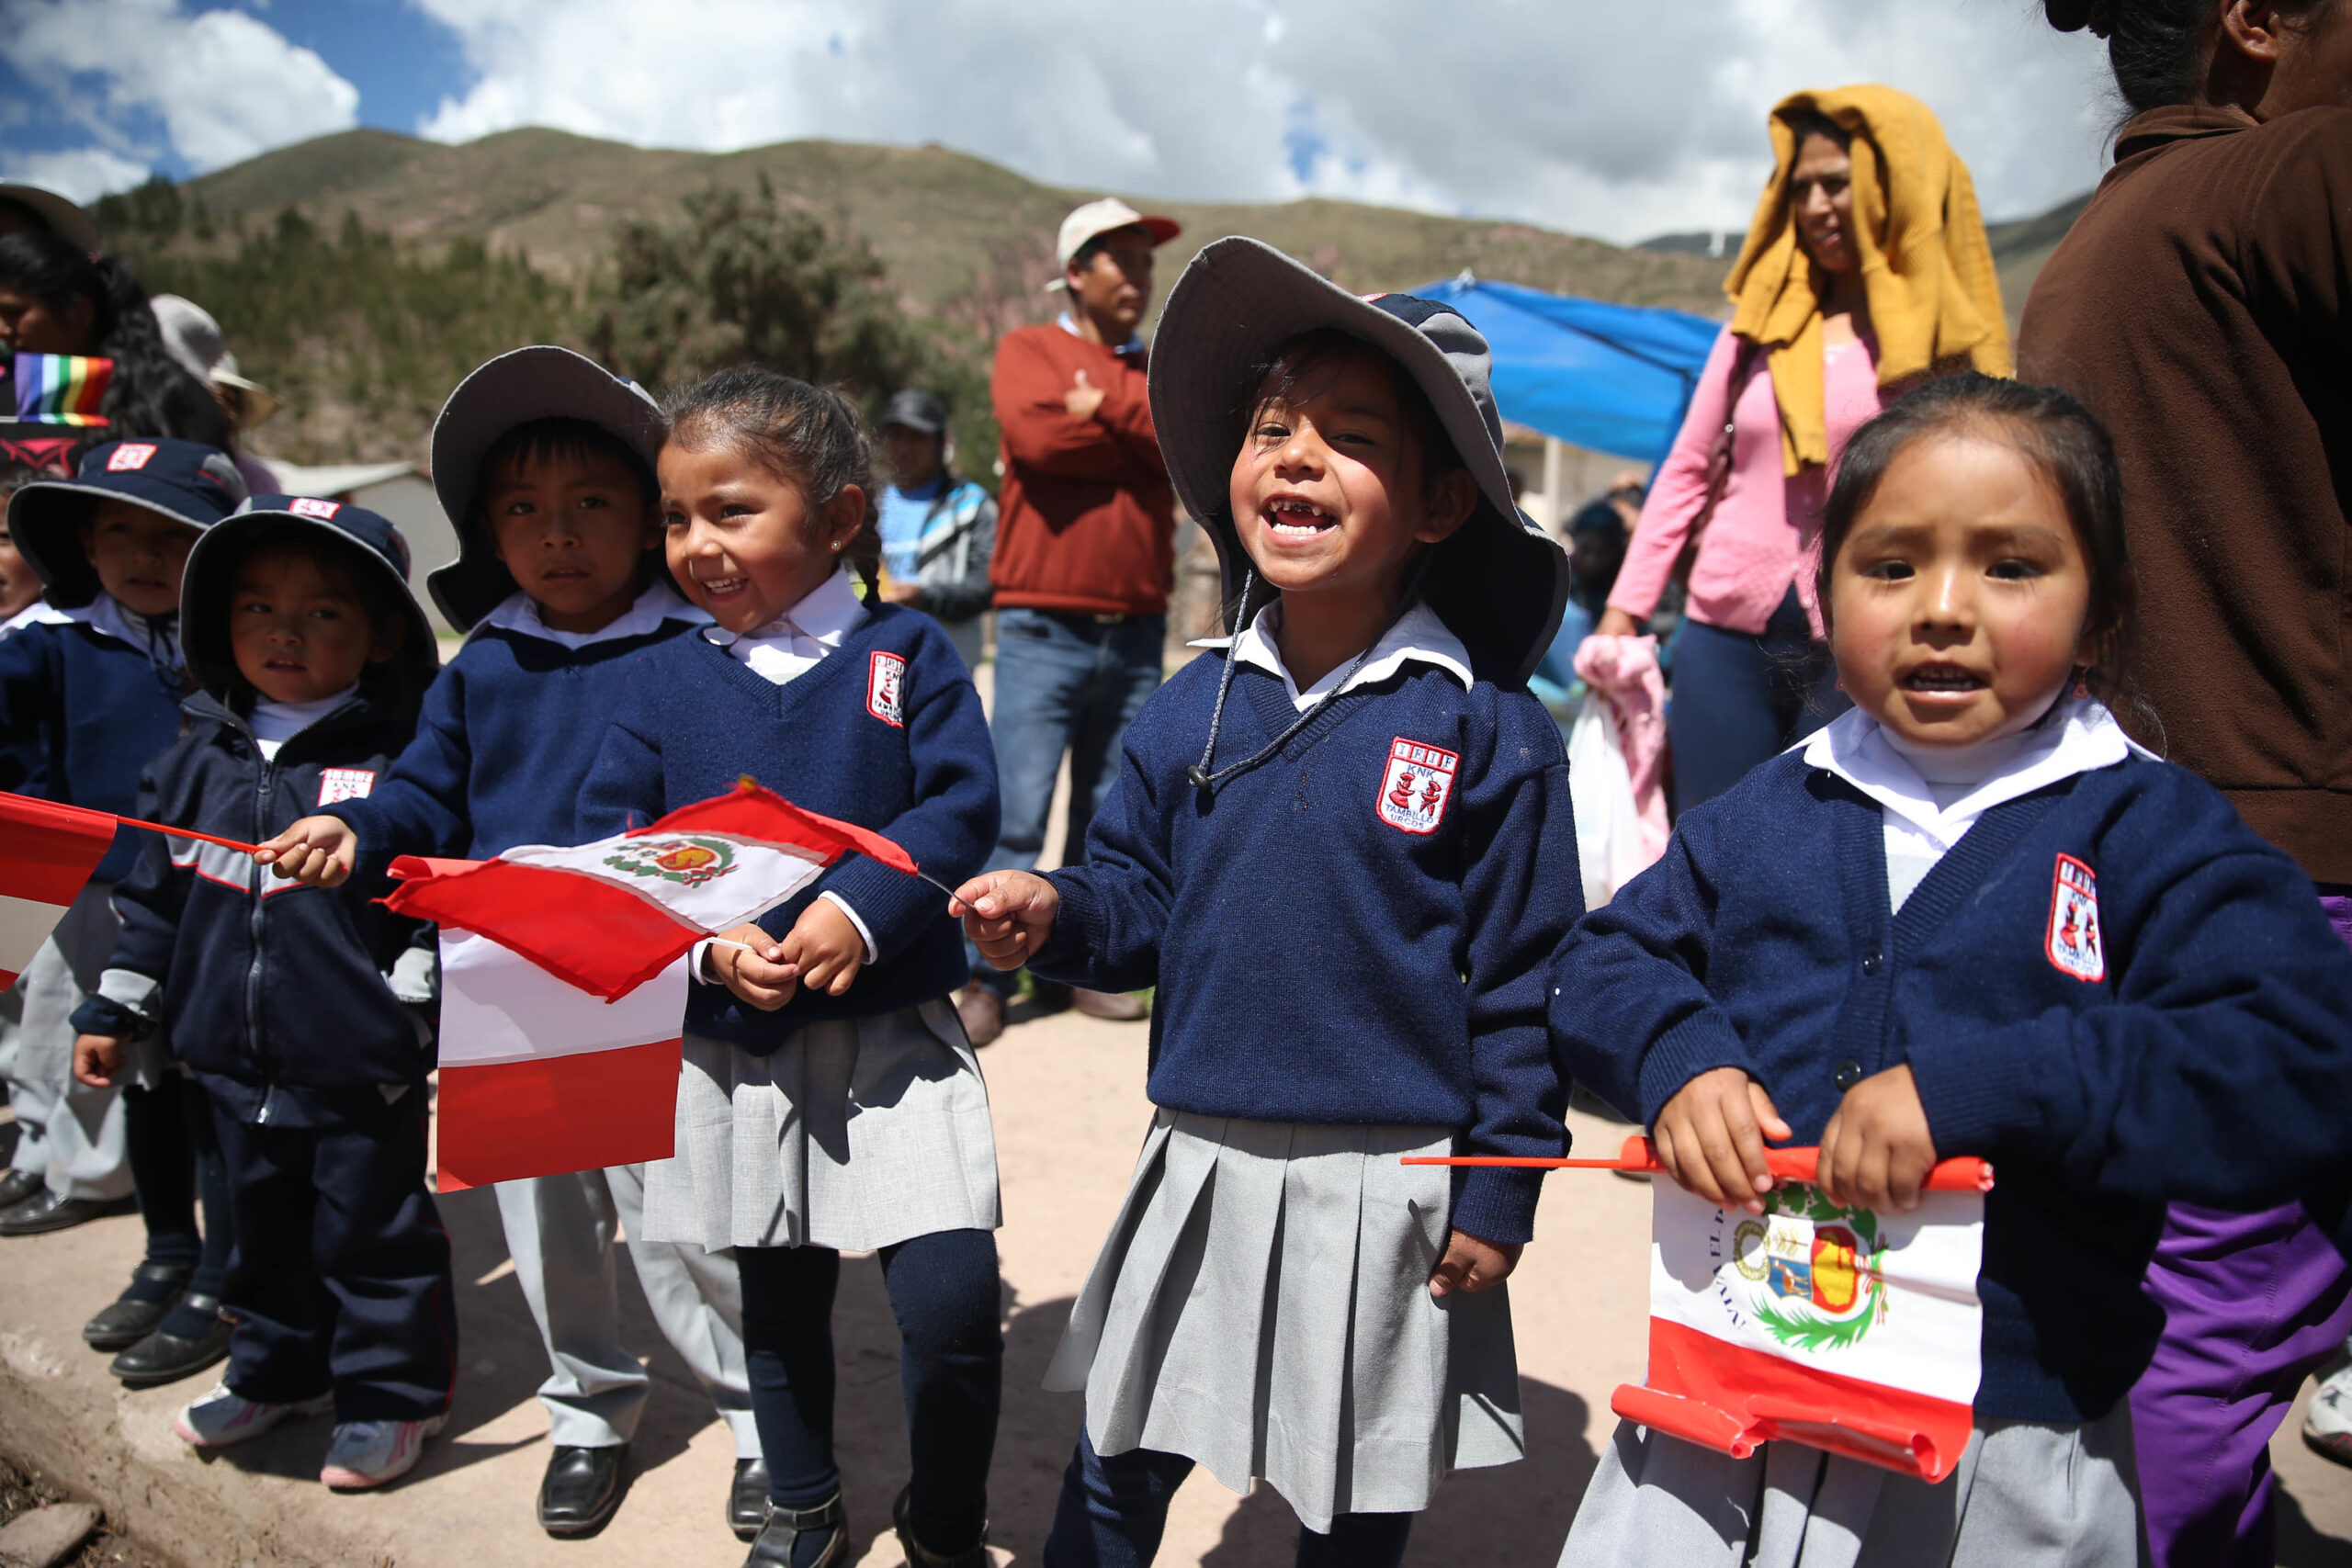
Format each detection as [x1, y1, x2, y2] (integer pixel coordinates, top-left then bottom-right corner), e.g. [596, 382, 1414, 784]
[964, 198, 1179, 1044]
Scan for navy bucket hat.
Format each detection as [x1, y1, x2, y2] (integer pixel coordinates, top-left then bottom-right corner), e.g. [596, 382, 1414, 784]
[1148, 237, 1570, 684]
[6, 437, 246, 607]
[181, 494, 441, 702]
[424, 346, 669, 632]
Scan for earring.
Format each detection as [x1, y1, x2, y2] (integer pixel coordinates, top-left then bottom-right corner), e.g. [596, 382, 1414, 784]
[831, 541, 843, 552]
[2071, 667, 2092, 699]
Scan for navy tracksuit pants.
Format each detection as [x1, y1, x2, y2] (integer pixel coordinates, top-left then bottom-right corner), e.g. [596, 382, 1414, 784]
[210, 1089, 456, 1422]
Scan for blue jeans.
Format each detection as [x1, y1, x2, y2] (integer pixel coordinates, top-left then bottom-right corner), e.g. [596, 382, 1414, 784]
[1664, 588, 1845, 818]
[976, 608, 1164, 994]
[1042, 1428, 1413, 1567]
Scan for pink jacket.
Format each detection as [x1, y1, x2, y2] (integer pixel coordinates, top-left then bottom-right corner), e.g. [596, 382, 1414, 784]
[1609, 326, 1882, 636]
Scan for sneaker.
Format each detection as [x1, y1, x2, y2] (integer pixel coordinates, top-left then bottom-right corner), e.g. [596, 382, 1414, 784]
[320, 1414, 447, 1490]
[2303, 1366, 2352, 1468]
[174, 1384, 334, 1449]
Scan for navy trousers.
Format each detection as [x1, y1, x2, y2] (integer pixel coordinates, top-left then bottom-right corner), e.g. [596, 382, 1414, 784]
[123, 1073, 232, 1303]
[210, 1089, 456, 1421]
[1664, 588, 1846, 818]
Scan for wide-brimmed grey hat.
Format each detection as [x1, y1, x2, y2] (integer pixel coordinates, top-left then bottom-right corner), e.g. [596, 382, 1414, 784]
[1149, 237, 1569, 683]
[424, 346, 668, 631]
[0, 184, 99, 253]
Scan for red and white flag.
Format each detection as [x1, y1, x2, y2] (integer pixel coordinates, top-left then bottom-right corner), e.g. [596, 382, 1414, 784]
[1614, 1162, 1992, 1482]
[0, 793, 119, 988]
[383, 783, 919, 999]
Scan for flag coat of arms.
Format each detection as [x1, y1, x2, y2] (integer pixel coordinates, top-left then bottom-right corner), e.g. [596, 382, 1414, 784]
[0, 793, 121, 987]
[1616, 1171, 1989, 1482]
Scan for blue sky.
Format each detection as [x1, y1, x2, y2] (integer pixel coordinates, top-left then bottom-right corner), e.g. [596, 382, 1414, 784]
[0, 0, 2119, 245]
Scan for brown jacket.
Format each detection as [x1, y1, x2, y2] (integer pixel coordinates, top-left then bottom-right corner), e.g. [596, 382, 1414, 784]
[989, 322, 1175, 617]
[2020, 105, 2352, 881]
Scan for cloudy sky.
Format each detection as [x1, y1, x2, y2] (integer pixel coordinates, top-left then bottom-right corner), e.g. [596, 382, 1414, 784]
[0, 0, 2120, 245]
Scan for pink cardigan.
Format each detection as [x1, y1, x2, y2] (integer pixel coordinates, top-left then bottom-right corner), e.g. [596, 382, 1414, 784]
[1608, 326, 1882, 636]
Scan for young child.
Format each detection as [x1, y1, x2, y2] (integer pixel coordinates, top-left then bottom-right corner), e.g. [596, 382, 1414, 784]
[255, 347, 764, 1540]
[1549, 374, 2352, 1566]
[573, 367, 1002, 1568]
[70, 494, 453, 1486]
[956, 237, 1583, 1567]
[0, 439, 243, 1386]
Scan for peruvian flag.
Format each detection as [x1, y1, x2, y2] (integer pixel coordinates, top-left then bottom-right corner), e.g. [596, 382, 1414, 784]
[389, 784, 921, 1191]
[0, 793, 119, 988]
[1615, 1153, 1993, 1482]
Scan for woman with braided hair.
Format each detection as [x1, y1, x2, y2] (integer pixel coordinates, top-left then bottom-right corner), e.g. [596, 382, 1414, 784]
[2018, 4, 2352, 1565]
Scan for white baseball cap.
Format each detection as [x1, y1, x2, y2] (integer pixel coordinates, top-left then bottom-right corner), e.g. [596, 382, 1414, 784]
[1046, 197, 1181, 291]
[151, 295, 282, 428]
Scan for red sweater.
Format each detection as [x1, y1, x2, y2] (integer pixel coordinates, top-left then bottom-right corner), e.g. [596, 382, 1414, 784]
[989, 323, 1175, 617]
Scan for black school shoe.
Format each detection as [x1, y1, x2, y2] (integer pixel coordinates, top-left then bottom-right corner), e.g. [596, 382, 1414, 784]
[742, 1494, 848, 1568]
[0, 1190, 135, 1235]
[893, 1484, 989, 1567]
[84, 1263, 195, 1349]
[537, 1443, 627, 1538]
[729, 1458, 770, 1540]
[0, 1169, 42, 1210]
[109, 1297, 232, 1388]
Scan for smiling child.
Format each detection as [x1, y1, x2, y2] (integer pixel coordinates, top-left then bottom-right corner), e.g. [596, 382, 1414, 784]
[1549, 374, 2352, 1566]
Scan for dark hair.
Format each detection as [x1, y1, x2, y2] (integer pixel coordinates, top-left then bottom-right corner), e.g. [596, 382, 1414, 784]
[469, 415, 659, 526]
[1784, 108, 1854, 148]
[1815, 371, 2146, 720]
[219, 522, 430, 721]
[2044, 0, 2338, 113]
[662, 367, 881, 594]
[0, 231, 231, 448]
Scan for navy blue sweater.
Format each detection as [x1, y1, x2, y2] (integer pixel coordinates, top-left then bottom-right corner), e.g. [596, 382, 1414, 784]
[326, 620, 696, 864]
[1550, 749, 2352, 1423]
[576, 605, 999, 1053]
[0, 616, 187, 882]
[71, 692, 435, 1116]
[1029, 655, 1583, 1247]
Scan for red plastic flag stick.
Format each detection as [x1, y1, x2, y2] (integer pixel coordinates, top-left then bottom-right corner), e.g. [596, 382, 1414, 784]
[1406, 1134, 1996, 1193]
[115, 817, 262, 857]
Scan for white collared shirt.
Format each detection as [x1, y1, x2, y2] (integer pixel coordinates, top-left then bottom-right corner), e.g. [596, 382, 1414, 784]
[476, 580, 709, 650]
[1056, 310, 1145, 356]
[249, 684, 359, 760]
[1191, 600, 1475, 712]
[0, 600, 67, 639]
[1803, 696, 2154, 912]
[692, 568, 876, 976]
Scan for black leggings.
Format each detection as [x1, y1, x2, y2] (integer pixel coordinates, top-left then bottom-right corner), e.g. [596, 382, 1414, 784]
[738, 1228, 1002, 1552]
[124, 1074, 231, 1302]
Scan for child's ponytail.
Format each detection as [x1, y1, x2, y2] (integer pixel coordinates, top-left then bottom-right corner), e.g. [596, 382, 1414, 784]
[661, 368, 881, 598]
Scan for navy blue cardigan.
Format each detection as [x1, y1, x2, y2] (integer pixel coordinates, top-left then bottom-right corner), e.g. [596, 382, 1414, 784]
[326, 619, 696, 864]
[0, 617, 187, 883]
[1550, 748, 2352, 1423]
[72, 692, 435, 1111]
[1028, 655, 1582, 1247]
[576, 604, 999, 1053]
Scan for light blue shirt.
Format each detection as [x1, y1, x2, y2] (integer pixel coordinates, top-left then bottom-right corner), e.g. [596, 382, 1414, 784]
[877, 475, 946, 581]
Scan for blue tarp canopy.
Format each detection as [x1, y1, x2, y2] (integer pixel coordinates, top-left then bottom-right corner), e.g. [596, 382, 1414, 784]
[1416, 273, 1724, 463]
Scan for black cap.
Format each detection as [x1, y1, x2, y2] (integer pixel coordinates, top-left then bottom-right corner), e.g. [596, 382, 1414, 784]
[879, 389, 948, 436]
[182, 495, 440, 698]
[7, 437, 246, 607]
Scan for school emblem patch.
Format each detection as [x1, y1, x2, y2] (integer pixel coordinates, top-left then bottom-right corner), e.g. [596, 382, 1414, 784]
[288, 497, 341, 519]
[867, 650, 907, 728]
[107, 443, 157, 471]
[1377, 738, 1458, 835]
[315, 768, 376, 806]
[602, 835, 740, 888]
[2046, 853, 2105, 982]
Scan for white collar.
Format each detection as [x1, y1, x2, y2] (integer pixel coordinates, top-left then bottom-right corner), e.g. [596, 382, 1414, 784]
[62, 592, 163, 647]
[1803, 695, 2154, 849]
[2, 600, 69, 636]
[1056, 310, 1144, 355]
[477, 579, 709, 650]
[249, 684, 360, 744]
[736, 568, 865, 650]
[1192, 600, 1475, 712]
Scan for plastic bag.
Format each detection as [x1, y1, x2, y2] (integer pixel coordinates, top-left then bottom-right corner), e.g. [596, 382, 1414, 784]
[1567, 692, 1649, 910]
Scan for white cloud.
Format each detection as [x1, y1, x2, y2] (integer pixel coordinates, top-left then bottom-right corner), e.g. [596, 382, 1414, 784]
[0, 0, 358, 175]
[0, 147, 152, 204]
[409, 0, 2120, 243]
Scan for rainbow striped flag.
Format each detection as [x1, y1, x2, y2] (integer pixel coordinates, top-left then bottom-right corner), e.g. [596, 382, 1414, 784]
[10, 353, 112, 428]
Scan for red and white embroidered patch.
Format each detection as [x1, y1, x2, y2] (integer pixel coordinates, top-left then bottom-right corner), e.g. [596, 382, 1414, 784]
[867, 650, 907, 728]
[2046, 853, 2105, 982]
[1376, 738, 1458, 835]
[317, 768, 377, 807]
[107, 443, 157, 471]
[288, 497, 341, 519]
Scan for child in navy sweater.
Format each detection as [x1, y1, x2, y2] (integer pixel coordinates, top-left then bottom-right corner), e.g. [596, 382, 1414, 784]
[956, 238, 1583, 1568]
[0, 439, 243, 1386]
[258, 348, 763, 1540]
[73, 496, 454, 1488]
[575, 368, 1002, 1568]
[1550, 375, 2352, 1567]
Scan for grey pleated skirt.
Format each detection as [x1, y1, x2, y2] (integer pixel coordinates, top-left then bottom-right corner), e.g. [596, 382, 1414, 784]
[1559, 1407, 2144, 1568]
[1046, 1110, 1525, 1532]
[640, 998, 1001, 1254]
